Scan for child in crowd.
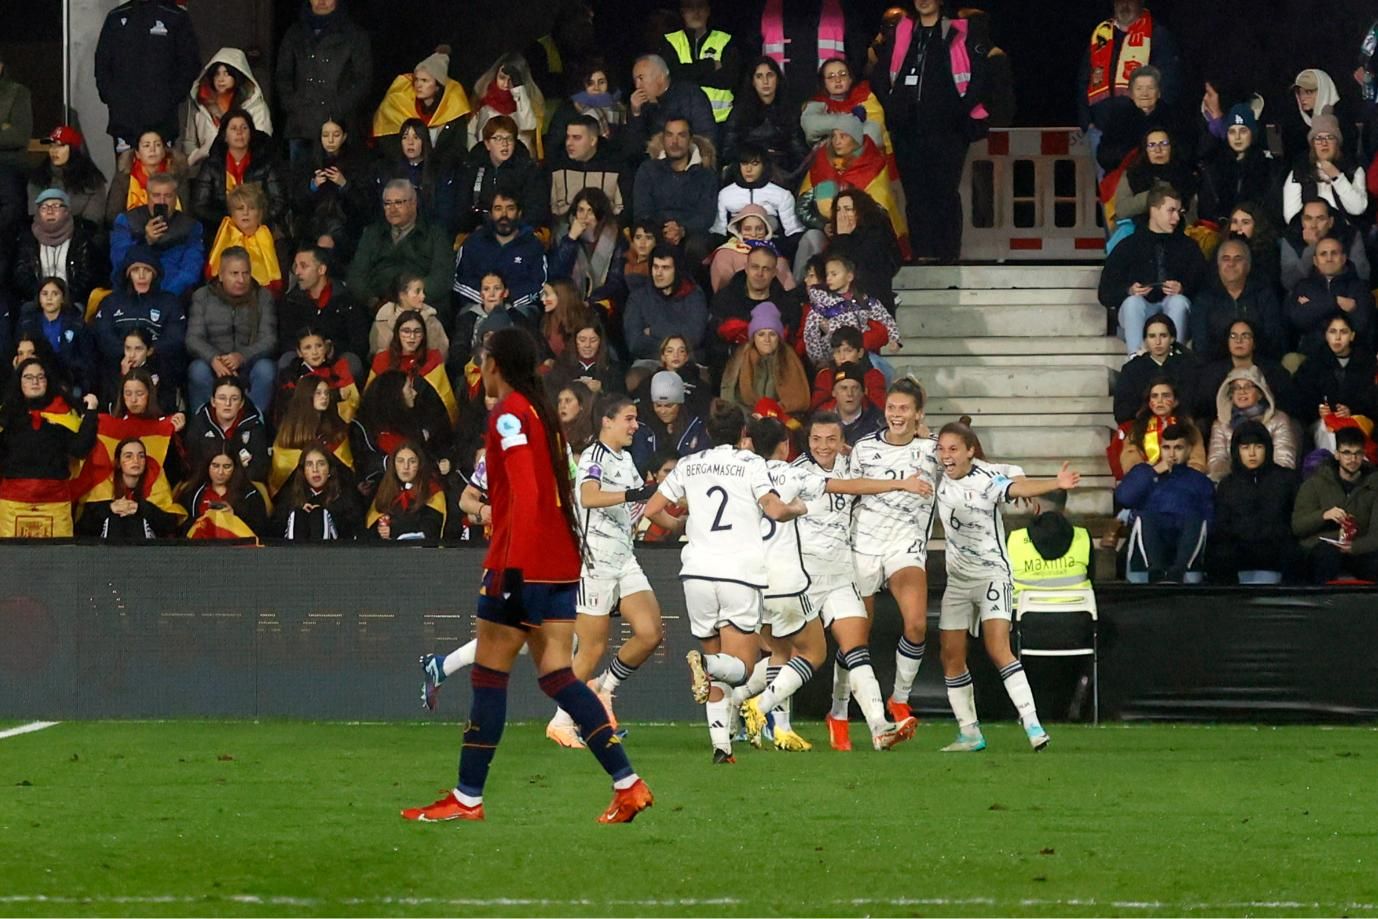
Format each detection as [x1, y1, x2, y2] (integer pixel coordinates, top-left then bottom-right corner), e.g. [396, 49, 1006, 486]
[370, 272, 450, 359]
[800, 254, 899, 369]
[810, 326, 886, 410]
[273, 325, 360, 425]
[712, 143, 803, 251]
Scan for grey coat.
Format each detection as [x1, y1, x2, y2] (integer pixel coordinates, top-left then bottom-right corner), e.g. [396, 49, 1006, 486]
[186, 282, 277, 364]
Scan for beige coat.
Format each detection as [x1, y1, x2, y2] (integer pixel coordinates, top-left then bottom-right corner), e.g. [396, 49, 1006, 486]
[1207, 365, 1299, 481]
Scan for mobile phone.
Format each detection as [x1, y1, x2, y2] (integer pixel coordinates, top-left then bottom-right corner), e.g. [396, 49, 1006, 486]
[152, 203, 170, 219]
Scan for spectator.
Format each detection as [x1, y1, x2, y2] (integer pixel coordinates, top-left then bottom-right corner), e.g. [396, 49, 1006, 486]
[1197, 105, 1278, 228]
[543, 58, 627, 154]
[1189, 239, 1285, 362]
[545, 318, 624, 397]
[15, 278, 98, 397]
[269, 444, 361, 540]
[1094, 65, 1186, 177]
[1194, 318, 1304, 425]
[1077, 0, 1181, 138]
[289, 116, 371, 255]
[547, 187, 628, 304]
[622, 245, 709, 363]
[1111, 377, 1206, 480]
[711, 142, 804, 244]
[205, 182, 285, 296]
[1206, 367, 1299, 481]
[1007, 490, 1092, 594]
[1227, 202, 1282, 294]
[347, 179, 453, 310]
[810, 325, 885, 410]
[801, 56, 889, 149]
[109, 173, 203, 298]
[632, 118, 718, 266]
[1208, 422, 1301, 584]
[797, 117, 904, 260]
[708, 243, 799, 373]
[800, 253, 899, 369]
[94, 0, 200, 151]
[181, 49, 273, 169]
[14, 189, 106, 308]
[453, 116, 548, 237]
[815, 187, 903, 312]
[628, 333, 709, 415]
[0, 51, 33, 171]
[1279, 198, 1369, 295]
[0, 358, 98, 538]
[451, 271, 524, 368]
[1286, 237, 1375, 355]
[1097, 183, 1206, 354]
[830, 362, 884, 444]
[191, 110, 287, 238]
[374, 119, 459, 237]
[1293, 427, 1378, 583]
[369, 310, 458, 426]
[709, 206, 794, 294]
[658, 0, 742, 129]
[1118, 423, 1214, 583]
[370, 273, 450, 359]
[468, 53, 546, 162]
[373, 46, 470, 166]
[275, 0, 373, 161]
[548, 115, 626, 229]
[352, 370, 453, 487]
[871, 0, 989, 263]
[536, 280, 590, 366]
[99, 327, 178, 417]
[278, 245, 369, 380]
[366, 442, 445, 542]
[720, 301, 810, 414]
[104, 130, 189, 227]
[186, 247, 278, 414]
[1107, 127, 1195, 245]
[178, 449, 268, 540]
[1293, 312, 1378, 441]
[1281, 115, 1367, 226]
[27, 126, 107, 226]
[76, 436, 184, 542]
[272, 325, 360, 428]
[623, 54, 718, 154]
[721, 56, 810, 178]
[629, 369, 709, 471]
[1113, 314, 1197, 425]
[619, 219, 660, 299]
[555, 380, 596, 454]
[268, 377, 353, 495]
[451, 191, 548, 318]
[1280, 69, 1352, 166]
[183, 375, 270, 483]
[755, 0, 871, 110]
[95, 245, 186, 383]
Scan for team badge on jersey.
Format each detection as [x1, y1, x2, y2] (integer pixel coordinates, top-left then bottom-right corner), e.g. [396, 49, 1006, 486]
[496, 413, 527, 450]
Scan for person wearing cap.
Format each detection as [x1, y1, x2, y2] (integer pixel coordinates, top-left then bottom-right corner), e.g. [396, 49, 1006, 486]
[1280, 68, 1352, 166]
[109, 171, 204, 299]
[1282, 113, 1367, 225]
[373, 46, 471, 168]
[13, 189, 107, 307]
[797, 114, 905, 256]
[93, 245, 188, 385]
[622, 244, 709, 364]
[276, 0, 373, 162]
[830, 362, 884, 445]
[629, 369, 709, 472]
[709, 240, 800, 376]
[1197, 103, 1278, 227]
[94, 0, 201, 152]
[720, 301, 810, 415]
[27, 127, 108, 227]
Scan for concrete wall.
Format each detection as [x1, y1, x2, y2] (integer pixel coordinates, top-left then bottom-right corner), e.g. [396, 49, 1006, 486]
[68, 0, 119, 179]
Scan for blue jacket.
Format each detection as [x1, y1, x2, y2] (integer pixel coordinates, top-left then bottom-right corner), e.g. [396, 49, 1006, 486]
[110, 209, 205, 297]
[16, 305, 99, 395]
[630, 412, 709, 474]
[451, 223, 548, 312]
[623, 277, 709, 363]
[632, 158, 719, 234]
[1116, 462, 1215, 526]
[94, 245, 187, 374]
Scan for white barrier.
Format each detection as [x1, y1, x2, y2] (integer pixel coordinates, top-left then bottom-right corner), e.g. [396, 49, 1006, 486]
[960, 127, 1105, 263]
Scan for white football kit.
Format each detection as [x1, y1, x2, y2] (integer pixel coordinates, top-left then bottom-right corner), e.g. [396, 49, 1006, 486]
[758, 459, 830, 637]
[850, 430, 940, 594]
[574, 440, 652, 616]
[791, 452, 869, 627]
[937, 459, 1016, 636]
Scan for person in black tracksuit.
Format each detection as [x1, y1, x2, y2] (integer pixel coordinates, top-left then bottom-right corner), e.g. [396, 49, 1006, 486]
[270, 446, 361, 541]
[1209, 421, 1301, 583]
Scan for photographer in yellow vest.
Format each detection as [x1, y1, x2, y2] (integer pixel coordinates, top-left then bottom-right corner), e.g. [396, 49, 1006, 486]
[1006, 490, 1092, 595]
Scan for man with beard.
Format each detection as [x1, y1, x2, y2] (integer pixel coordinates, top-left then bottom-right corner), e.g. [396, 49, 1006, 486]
[452, 191, 549, 318]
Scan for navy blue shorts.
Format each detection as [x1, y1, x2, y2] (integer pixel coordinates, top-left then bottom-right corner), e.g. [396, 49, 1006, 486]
[476, 571, 578, 630]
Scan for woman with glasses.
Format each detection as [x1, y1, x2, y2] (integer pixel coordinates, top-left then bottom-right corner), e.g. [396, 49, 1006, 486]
[1282, 114, 1367, 225]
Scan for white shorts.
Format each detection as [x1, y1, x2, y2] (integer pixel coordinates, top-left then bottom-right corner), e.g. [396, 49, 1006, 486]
[682, 578, 763, 639]
[576, 558, 652, 617]
[762, 592, 820, 638]
[807, 579, 868, 628]
[853, 546, 927, 596]
[939, 573, 1013, 637]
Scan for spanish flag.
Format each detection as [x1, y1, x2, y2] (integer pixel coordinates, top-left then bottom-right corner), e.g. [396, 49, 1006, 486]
[207, 217, 283, 295]
[368, 349, 459, 426]
[71, 414, 178, 509]
[799, 135, 908, 255]
[372, 73, 471, 139]
[186, 506, 258, 541]
[268, 436, 354, 497]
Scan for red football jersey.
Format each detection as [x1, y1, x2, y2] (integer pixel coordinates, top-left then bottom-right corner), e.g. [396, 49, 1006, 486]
[482, 390, 582, 583]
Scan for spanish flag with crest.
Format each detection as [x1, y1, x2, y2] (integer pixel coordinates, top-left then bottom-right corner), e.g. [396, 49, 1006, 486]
[71, 415, 179, 513]
[0, 397, 86, 538]
[368, 348, 459, 426]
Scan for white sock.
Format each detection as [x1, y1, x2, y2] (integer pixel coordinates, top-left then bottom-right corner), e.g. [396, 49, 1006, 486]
[707, 682, 732, 753]
[850, 664, 889, 733]
[549, 705, 574, 728]
[612, 772, 640, 790]
[830, 652, 851, 719]
[454, 788, 482, 806]
[999, 661, 1041, 727]
[730, 657, 769, 704]
[704, 653, 748, 685]
[772, 696, 792, 733]
[945, 671, 980, 734]
[756, 657, 815, 718]
[442, 640, 477, 677]
[891, 637, 926, 701]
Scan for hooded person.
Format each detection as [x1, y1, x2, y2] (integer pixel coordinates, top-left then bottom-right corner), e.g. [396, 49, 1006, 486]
[467, 52, 546, 162]
[1280, 68, 1351, 165]
[1206, 365, 1299, 481]
[373, 46, 472, 166]
[182, 48, 273, 168]
[719, 301, 811, 414]
[797, 114, 906, 251]
[93, 245, 187, 382]
[708, 205, 796, 293]
[1209, 421, 1301, 584]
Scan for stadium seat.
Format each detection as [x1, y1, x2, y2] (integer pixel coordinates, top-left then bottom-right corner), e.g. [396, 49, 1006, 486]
[1014, 587, 1099, 724]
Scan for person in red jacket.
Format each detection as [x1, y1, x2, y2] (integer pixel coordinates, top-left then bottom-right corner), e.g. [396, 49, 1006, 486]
[402, 327, 652, 825]
[810, 325, 886, 410]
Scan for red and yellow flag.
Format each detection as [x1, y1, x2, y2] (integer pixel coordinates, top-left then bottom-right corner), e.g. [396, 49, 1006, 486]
[72, 414, 178, 508]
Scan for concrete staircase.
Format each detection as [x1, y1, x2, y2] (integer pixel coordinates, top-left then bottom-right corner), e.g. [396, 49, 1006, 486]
[889, 265, 1119, 575]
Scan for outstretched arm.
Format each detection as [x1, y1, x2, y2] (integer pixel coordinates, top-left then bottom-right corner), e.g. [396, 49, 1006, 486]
[761, 493, 808, 521]
[1007, 462, 1080, 499]
[826, 473, 933, 498]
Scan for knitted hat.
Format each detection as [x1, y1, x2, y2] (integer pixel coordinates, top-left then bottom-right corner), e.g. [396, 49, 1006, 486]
[415, 46, 452, 86]
[834, 114, 864, 146]
[748, 301, 785, 339]
[1225, 103, 1257, 137]
[34, 188, 70, 208]
[832, 362, 864, 388]
[1308, 113, 1342, 143]
[48, 125, 84, 148]
[650, 370, 685, 404]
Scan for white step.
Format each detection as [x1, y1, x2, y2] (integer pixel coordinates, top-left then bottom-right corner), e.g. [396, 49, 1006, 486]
[891, 364, 1109, 398]
[945, 411, 1115, 428]
[899, 288, 1102, 307]
[896, 265, 1103, 290]
[974, 426, 1110, 457]
[901, 352, 1125, 371]
[900, 335, 1123, 356]
[925, 396, 1111, 416]
[898, 303, 1106, 338]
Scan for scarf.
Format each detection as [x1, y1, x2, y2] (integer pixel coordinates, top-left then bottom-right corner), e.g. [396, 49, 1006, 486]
[32, 212, 74, 247]
[207, 218, 282, 291]
[762, 0, 846, 73]
[27, 396, 79, 432]
[1230, 401, 1267, 428]
[816, 81, 873, 114]
[224, 149, 252, 193]
[1087, 11, 1152, 106]
[722, 342, 811, 414]
[480, 82, 517, 116]
[572, 224, 620, 298]
[127, 158, 169, 210]
[197, 83, 236, 121]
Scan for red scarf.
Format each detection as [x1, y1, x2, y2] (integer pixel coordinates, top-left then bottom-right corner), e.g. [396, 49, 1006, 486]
[397, 483, 418, 512]
[1087, 12, 1153, 106]
[414, 98, 437, 125]
[225, 149, 252, 187]
[313, 281, 333, 310]
[480, 82, 517, 116]
[815, 81, 873, 114]
[214, 408, 245, 446]
[129, 157, 167, 193]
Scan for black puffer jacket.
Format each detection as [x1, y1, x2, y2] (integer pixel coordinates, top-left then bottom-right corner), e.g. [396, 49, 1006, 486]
[13, 218, 108, 306]
[453, 142, 550, 234]
[1211, 420, 1299, 571]
[1293, 345, 1378, 424]
[191, 130, 289, 234]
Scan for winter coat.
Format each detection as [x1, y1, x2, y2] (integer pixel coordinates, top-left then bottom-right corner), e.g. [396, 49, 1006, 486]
[1197, 146, 1280, 226]
[186, 281, 278, 365]
[0, 398, 99, 482]
[1293, 461, 1378, 553]
[1293, 346, 1378, 424]
[1206, 366, 1299, 480]
[454, 142, 550, 234]
[1194, 357, 1302, 423]
[13, 217, 107, 305]
[708, 271, 801, 371]
[346, 219, 453, 306]
[181, 48, 274, 168]
[1112, 346, 1199, 425]
[0, 75, 33, 170]
[826, 222, 903, 312]
[801, 286, 898, 368]
[274, 5, 373, 140]
[630, 410, 710, 474]
[708, 205, 796, 293]
[1282, 160, 1368, 224]
[547, 224, 629, 304]
[276, 281, 371, 361]
[183, 401, 271, 484]
[369, 301, 450, 360]
[94, 245, 187, 373]
[451, 223, 548, 312]
[94, 0, 201, 142]
[1279, 229, 1370, 293]
[623, 277, 710, 363]
[15, 305, 99, 396]
[712, 178, 804, 237]
[629, 364, 710, 418]
[1116, 461, 1215, 526]
[870, 14, 990, 137]
[1211, 422, 1299, 569]
[1189, 277, 1286, 362]
[289, 140, 373, 250]
[721, 98, 811, 179]
[1097, 225, 1207, 308]
[270, 485, 361, 541]
[621, 78, 719, 155]
[190, 130, 288, 233]
[1286, 266, 1376, 354]
[104, 148, 191, 226]
[26, 172, 106, 226]
[631, 136, 719, 233]
[548, 147, 628, 224]
[109, 208, 204, 298]
[546, 354, 627, 400]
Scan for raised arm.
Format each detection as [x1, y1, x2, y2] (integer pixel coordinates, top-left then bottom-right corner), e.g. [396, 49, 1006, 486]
[1007, 462, 1081, 499]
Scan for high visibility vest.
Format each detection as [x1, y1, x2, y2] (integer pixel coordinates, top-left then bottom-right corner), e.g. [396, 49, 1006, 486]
[1007, 526, 1092, 594]
[665, 29, 735, 122]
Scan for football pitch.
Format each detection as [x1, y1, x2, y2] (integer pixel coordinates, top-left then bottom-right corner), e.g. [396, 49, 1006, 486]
[2, 720, 1377, 917]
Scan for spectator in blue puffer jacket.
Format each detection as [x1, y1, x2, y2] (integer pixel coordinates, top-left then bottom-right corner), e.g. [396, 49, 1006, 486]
[1116, 422, 1215, 583]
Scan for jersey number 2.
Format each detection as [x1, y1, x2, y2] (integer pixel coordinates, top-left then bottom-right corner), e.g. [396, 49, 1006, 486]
[708, 485, 733, 531]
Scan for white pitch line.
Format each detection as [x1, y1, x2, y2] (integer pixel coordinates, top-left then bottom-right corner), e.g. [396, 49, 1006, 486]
[0, 721, 58, 740]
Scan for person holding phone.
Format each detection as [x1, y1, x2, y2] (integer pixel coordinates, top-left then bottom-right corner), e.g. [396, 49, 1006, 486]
[108, 172, 204, 298]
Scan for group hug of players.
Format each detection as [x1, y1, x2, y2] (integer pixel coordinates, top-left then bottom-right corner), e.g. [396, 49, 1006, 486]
[421, 375, 1081, 763]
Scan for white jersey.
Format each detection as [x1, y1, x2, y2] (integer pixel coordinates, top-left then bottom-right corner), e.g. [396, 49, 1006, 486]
[761, 459, 829, 597]
[575, 440, 641, 574]
[657, 444, 776, 587]
[851, 430, 940, 556]
[937, 459, 1015, 580]
[792, 452, 860, 582]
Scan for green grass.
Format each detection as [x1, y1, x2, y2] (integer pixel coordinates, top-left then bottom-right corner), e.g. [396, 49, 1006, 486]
[2, 721, 1378, 917]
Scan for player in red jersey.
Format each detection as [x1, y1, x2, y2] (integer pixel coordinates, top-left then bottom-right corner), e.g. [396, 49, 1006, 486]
[402, 328, 652, 824]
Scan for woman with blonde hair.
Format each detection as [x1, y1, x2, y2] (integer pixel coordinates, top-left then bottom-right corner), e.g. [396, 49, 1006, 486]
[720, 302, 810, 414]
